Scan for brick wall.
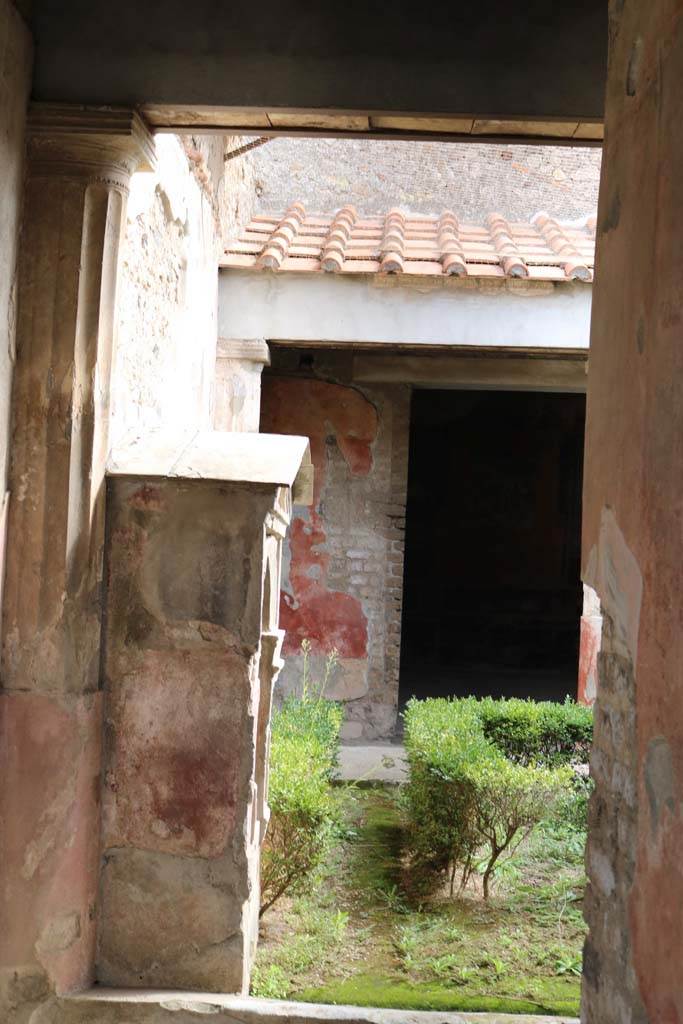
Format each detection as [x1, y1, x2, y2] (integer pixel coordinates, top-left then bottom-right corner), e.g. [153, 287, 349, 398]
[260, 350, 410, 740]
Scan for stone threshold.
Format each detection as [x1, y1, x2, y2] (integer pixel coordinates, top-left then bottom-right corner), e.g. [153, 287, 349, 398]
[59, 988, 579, 1024]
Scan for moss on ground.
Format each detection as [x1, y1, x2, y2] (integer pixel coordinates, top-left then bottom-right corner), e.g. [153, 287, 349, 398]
[253, 787, 586, 1016]
[298, 976, 579, 1016]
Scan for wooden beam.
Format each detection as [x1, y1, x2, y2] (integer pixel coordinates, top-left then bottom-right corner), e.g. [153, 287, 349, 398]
[352, 353, 588, 392]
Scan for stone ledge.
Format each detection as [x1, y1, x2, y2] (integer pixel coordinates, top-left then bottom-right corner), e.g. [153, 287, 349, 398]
[58, 989, 578, 1024]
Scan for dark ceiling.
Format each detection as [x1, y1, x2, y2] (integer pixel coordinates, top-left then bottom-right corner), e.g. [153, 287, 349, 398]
[27, 1, 607, 124]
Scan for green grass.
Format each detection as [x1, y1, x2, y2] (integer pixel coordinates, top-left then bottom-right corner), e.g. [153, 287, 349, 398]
[252, 788, 586, 1016]
[298, 976, 580, 1016]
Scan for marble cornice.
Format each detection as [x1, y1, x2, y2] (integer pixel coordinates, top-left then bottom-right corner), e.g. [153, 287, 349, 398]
[26, 103, 156, 187]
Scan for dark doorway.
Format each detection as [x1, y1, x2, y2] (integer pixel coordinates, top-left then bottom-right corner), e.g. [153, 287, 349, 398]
[399, 388, 585, 705]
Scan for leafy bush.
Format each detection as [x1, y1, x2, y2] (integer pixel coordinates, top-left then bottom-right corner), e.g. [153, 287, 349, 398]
[403, 698, 571, 899]
[555, 768, 593, 831]
[476, 697, 592, 766]
[471, 758, 572, 898]
[260, 645, 343, 917]
[402, 700, 497, 891]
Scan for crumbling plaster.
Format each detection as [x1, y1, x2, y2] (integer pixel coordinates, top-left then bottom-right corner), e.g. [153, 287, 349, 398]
[113, 134, 256, 444]
[261, 354, 409, 740]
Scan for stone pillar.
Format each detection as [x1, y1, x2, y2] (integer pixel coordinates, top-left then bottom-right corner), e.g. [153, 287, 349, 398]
[2, 106, 154, 693]
[213, 338, 270, 432]
[0, 107, 154, 1008]
[577, 584, 601, 705]
[581, 2, 683, 1020]
[98, 431, 308, 992]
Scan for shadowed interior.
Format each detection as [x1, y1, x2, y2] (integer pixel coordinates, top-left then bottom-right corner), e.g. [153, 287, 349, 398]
[400, 388, 585, 705]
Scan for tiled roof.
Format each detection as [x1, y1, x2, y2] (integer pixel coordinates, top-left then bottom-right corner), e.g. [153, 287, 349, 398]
[221, 205, 596, 282]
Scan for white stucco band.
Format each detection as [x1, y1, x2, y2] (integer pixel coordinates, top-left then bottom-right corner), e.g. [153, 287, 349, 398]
[218, 269, 592, 350]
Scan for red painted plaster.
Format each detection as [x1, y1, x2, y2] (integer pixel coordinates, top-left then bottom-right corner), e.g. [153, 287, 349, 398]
[0, 691, 102, 994]
[631, 802, 683, 1024]
[577, 614, 600, 705]
[102, 648, 245, 858]
[261, 377, 378, 657]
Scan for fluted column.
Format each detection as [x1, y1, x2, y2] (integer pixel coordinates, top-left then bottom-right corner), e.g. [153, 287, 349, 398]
[2, 106, 154, 696]
[0, 107, 154, 1004]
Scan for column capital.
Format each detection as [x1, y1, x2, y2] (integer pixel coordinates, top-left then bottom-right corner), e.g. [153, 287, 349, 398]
[27, 103, 155, 189]
[216, 338, 271, 365]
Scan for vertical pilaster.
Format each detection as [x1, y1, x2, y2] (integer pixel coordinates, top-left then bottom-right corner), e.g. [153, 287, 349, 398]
[0, 107, 153, 1004]
[213, 338, 270, 432]
[2, 106, 154, 695]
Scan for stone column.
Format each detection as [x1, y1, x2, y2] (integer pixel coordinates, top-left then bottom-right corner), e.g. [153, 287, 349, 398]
[2, 105, 154, 694]
[0, 107, 154, 1007]
[213, 338, 270, 432]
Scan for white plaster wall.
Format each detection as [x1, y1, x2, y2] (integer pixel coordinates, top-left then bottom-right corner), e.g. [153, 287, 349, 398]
[112, 135, 255, 444]
[218, 269, 592, 350]
[0, 0, 32, 599]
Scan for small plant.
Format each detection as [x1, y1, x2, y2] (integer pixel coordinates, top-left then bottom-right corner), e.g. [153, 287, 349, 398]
[375, 883, 410, 915]
[555, 952, 582, 977]
[251, 963, 290, 999]
[260, 643, 342, 917]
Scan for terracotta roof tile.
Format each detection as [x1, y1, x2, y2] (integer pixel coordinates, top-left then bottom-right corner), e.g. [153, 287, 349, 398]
[321, 204, 357, 272]
[223, 205, 595, 282]
[531, 211, 592, 281]
[380, 208, 406, 273]
[486, 212, 528, 278]
[256, 202, 306, 269]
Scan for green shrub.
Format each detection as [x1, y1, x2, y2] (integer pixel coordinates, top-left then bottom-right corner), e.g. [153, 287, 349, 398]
[260, 686, 343, 917]
[477, 697, 592, 766]
[403, 698, 571, 899]
[403, 699, 497, 890]
[555, 769, 593, 831]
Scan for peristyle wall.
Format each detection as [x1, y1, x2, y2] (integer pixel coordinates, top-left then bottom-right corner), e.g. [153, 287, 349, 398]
[261, 352, 409, 740]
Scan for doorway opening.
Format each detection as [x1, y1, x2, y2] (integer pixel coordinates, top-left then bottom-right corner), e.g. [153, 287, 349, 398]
[399, 387, 585, 707]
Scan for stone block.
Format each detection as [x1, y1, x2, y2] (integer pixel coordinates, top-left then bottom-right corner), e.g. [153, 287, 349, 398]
[97, 433, 307, 993]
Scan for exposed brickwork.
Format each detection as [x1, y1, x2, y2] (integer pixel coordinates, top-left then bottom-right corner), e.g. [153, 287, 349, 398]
[582, 611, 646, 1024]
[261, 351, 410, 740]
[251, 138, 601, 222]
[348, 383, 410, 740]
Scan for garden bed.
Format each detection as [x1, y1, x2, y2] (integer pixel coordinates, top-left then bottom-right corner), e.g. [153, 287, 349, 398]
[252, 786, 587, 1016]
